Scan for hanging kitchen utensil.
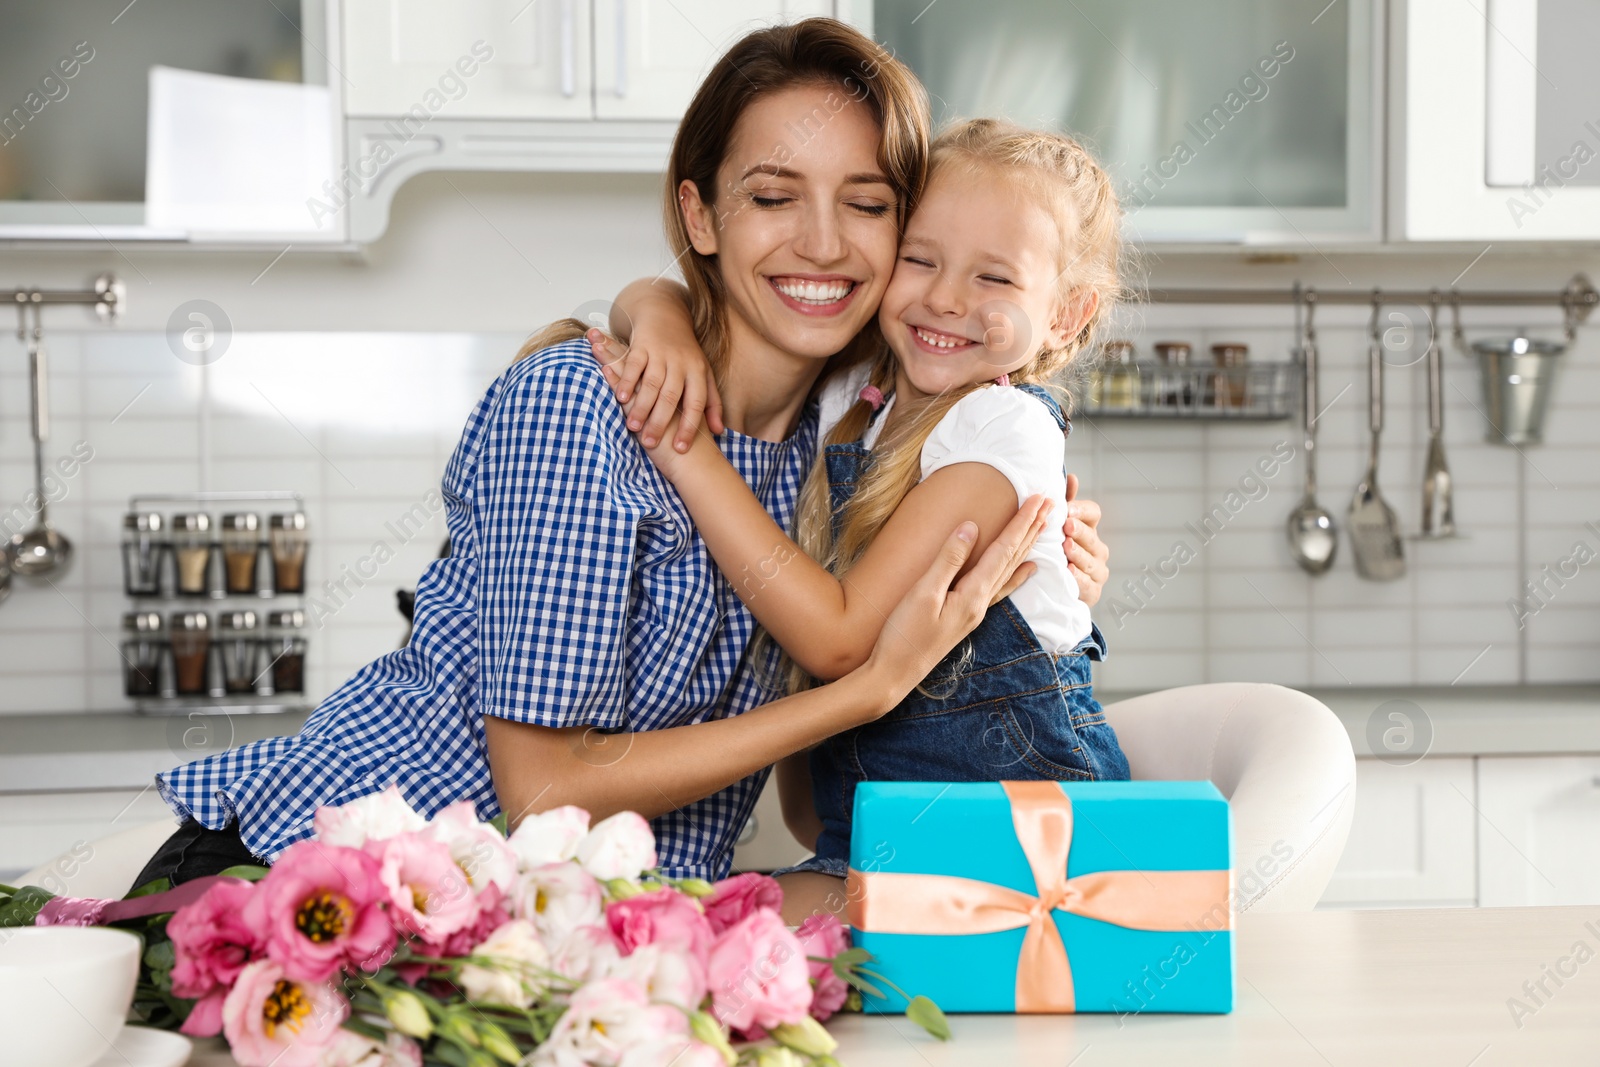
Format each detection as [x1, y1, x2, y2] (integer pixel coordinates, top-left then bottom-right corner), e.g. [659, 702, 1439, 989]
[1286, 288, 1337, 574]
[1417, 293, 1458, 538]
[8, 294, 74, 579]
[1348, 293, 1405, 581]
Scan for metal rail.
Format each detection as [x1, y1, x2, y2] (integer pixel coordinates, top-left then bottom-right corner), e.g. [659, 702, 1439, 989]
[10, 272, 125, 322]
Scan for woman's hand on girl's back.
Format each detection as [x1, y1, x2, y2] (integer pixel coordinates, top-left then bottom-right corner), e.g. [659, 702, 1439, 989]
[587, 323, 724, 453]
[1064, 473, 1111, 607]
[861, 495, 1052, 707]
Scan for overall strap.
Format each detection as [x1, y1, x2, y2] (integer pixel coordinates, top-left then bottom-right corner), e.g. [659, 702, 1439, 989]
[1012, 382, 1071, 437]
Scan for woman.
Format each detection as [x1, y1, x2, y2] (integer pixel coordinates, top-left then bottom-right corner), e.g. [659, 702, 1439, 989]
[139, 19, 1112, 902]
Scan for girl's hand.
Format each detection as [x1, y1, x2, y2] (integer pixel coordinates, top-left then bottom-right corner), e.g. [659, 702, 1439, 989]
[587, 327, 725, 452]
[1064, 473, 1110, 607]
[861, 496, 1052, 710]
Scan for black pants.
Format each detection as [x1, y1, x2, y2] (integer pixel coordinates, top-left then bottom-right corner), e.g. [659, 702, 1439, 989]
[129, 819, 264, 894]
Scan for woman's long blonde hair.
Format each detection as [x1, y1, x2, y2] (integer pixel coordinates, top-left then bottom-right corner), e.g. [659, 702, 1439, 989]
[779, 118, 1125, 694]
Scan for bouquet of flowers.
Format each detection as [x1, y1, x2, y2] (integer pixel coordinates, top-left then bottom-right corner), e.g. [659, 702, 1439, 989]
[0, 789, 945, 1067]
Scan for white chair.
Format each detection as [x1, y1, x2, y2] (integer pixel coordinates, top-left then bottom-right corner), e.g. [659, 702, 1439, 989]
[1101, 682, 1356, 913]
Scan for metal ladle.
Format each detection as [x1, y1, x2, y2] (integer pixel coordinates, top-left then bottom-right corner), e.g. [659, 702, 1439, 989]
[1287, 289, 1337, 574]
[9, 292, 73, 578]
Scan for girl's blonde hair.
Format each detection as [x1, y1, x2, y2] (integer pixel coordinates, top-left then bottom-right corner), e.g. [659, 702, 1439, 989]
[779, 118, 1124, 694]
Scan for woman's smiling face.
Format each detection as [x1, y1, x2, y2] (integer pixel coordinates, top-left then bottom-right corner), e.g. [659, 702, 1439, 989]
[878, 164, 1069, 398]
[680, 83, 901, 365]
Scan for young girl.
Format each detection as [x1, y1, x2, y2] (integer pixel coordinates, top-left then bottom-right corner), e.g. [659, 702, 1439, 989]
[602, 118, 1129, 903]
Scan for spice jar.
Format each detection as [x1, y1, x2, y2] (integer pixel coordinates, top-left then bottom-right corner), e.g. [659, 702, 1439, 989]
[217, 610, 263, 694]
[121, 611, 166, 697]
[170, 611, 213, 696]
[1099, 340, 1140, 411]
[1153, 342, 1194, 409]
[221, 513, 262, 595]
[172, 513, 216, 598]
[1211, 343, 1250, 411]
[265, 609, 306, 695]
[269, 512, 308, 594]
[122, 512, 166, 597]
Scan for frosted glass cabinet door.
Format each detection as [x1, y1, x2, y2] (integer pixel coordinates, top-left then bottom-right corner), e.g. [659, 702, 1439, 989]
[343, 0, 594, 120]
[872, 0, 1380, 243]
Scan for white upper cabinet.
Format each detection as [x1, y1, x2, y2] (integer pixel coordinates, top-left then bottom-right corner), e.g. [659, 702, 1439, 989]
[342, 0, 593, 120]
[869, 0, 1384, 244]
[594, 1, 831, 120]
[1395, 0, 1600, 240]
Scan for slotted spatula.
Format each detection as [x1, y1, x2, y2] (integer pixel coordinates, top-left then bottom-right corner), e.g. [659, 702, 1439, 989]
[1348, 296, 1405, 581]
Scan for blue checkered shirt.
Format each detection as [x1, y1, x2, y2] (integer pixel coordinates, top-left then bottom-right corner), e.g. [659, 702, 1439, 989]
[158, 339, 819, 879]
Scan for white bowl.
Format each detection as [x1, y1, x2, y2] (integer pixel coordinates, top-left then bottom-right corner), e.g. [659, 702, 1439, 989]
[0, 926, 142, 1067]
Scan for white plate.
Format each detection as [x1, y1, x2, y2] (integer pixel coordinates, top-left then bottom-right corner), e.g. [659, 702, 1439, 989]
[91, 1027, 192, 1067]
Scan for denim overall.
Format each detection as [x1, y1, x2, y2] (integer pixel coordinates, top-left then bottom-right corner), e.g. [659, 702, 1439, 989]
[788, 384, 1130, 879]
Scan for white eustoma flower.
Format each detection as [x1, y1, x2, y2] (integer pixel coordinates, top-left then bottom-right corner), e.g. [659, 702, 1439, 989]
[312, 784, 427, 848]
[424, 799, 518, 894]
[508, 806, 591, 868]
[512, 860, 604, 943]
[530, 978, 685, 1067]
[550, 923, 623, 986]
[574, 811, 657, 881]
[607, 942, 707, 1012]
[457, 919, 551, 1009]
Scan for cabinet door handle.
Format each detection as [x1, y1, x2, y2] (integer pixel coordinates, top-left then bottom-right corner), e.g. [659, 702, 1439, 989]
[614, 0, 627, 97]
[559, 0, 576, 98]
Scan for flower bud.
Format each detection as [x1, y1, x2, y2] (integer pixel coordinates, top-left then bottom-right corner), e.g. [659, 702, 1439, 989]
[604, 877, 644, 900]
[689, 1011, 737, 1065]
[478, 1020, 523, 1064]
[754, 1048, 804, 1067]
[439, 1011, 481, 1048]
[770, 1017, 838, 1057]
[676, 877, 716, 898]
[382, 988, 433, 1039]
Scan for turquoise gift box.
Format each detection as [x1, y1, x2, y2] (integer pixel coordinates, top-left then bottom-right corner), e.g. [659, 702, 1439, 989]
[846, 780, 1234, 1015]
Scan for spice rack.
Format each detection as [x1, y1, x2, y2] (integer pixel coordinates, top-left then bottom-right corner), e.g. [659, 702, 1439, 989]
[1078, 359, 1299, 420]
[120, 491, 311, 717]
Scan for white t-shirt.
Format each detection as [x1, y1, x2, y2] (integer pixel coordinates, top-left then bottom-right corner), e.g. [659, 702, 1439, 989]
[816, 364, 1091, 654]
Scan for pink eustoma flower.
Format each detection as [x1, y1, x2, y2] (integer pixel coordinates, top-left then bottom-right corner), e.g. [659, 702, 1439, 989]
[700, 872, 783, 935]
[168, 878, 262, 1017]
[221, 958, 349, 1067]
[795, 913, 851, 1021]
[606, 887, 713, 964]
[247, 840, 395, 983]
[367, 831, 482, 944]
[707, 908, 811, 1036]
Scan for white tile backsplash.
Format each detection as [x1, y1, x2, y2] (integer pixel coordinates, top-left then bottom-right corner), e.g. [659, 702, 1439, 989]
[0, 311, 1596, 716]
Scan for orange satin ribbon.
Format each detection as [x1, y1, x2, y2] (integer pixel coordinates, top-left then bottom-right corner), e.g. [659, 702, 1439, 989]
[846, 781, 1231, 1013]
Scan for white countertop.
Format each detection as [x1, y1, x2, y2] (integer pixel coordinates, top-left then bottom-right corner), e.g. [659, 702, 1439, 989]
[182, 906, 1600, 1066]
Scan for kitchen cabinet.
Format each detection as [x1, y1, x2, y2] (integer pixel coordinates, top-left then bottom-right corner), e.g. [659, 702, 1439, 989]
[1477, 755, 1600, 906]
[342, 0, 593, 120]
[1318, 757, 1478, 908]
[870, 0, 1384, 244]
[595, 1, 833, 120]
[1393, 0, 1600, 240]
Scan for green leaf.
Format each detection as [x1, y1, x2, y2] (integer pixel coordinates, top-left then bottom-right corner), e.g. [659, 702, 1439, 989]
[843, 972, 884, 1000]
[489, 812, 509, 838]
[0, 885, 56, 926]
[430, 1042, 475, 1067]
[143, 939, 177, 971]
[216, 864, 271, 882]
[835, 947, 873, 966]
[905, 995, 950, 1041]
[125, 877, 172, 899]
[342, 1018, 389, 1042]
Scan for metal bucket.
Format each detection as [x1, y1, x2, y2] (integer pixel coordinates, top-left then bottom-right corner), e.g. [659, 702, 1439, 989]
[1469, 335, 1566, 445]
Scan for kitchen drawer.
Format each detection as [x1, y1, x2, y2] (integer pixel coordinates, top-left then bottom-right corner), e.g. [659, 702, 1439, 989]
[1320, 757, 1478, 908]
[0, 789, 175, 884]
[1478, 755, 1600, 907]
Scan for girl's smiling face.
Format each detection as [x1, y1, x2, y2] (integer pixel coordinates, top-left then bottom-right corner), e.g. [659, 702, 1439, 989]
[878, 164, 1078, 399]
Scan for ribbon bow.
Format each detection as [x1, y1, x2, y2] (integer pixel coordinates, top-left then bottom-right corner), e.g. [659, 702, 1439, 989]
[846, 781, 1230, 1012]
